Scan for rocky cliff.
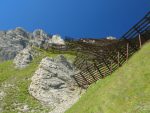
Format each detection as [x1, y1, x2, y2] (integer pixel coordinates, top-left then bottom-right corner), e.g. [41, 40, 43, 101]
[0, 27, 30, 60]
[0, 27, 65, 61]
[29, 55, 82, 113]
[13, 46, 40, 68]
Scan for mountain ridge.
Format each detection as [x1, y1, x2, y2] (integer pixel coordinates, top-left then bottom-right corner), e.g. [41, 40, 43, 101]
[0, 27, 65, 61]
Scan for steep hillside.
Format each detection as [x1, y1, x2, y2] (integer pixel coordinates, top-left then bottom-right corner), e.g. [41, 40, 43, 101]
[0, 48, 75, 113]
[66, 42, 150, 113]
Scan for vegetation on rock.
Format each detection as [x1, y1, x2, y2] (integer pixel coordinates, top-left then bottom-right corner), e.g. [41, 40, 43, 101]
[0, 48, 75, 113]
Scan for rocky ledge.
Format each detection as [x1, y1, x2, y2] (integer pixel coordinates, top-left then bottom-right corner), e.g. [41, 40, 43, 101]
[29, 55, 83, 113]
[13, 46, 39, 68]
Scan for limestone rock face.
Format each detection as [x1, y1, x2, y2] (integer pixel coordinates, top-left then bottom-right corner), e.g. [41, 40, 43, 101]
[0, 27, 29, 60]
[13, 46, 39, 68]
[49, 35, 65, 45]
[106, 36, 116, 40]
[0, 27, 65, 61]
[29, 55, 81, 113]
[31, 29, 50, 48]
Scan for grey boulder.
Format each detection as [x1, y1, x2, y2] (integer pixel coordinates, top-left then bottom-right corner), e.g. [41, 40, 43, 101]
[0, 27, 29, 60]
[13, 46, 39, 68]
[29, 55, 82, 113]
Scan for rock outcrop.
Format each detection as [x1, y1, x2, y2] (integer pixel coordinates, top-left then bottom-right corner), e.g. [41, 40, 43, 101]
[49, 35, 65, 45]
[29, 55, 82, 113]
[0, 27, 66, 61]
[30, 29, 50, 48]
[0, 27, 30, 60]
[13, 46, 39, 68]
[106, 36, 116, 40]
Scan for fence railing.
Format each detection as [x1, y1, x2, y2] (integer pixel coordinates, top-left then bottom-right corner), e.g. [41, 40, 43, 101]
[71, 11, 150, 88]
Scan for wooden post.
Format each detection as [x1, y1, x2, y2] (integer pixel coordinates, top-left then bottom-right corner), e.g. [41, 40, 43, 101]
[139, 34, 142, 48]
[110, 60, 112, 74]
[118, 52, 120, 67]
[102, 59, 111, 75]
[93, 61, 104, 78]
[72, 75, 81, 87]
[86, 64, 97, 82]
[80, 72, 90, 85]
[104, 65, 107, 77]
[126, 43, 129, 61]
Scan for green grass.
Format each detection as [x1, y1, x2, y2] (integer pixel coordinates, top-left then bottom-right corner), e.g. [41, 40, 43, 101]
[66, 42, 150, 113]
[0, 47, 76, 113]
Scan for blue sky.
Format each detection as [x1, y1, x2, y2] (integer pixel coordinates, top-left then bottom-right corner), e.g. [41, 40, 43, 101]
[0, 0, 149, 38]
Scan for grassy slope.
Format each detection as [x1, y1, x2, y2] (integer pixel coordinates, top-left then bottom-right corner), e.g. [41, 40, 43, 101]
[66, 42, 150, 113]
[0, 48, 75, 113]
